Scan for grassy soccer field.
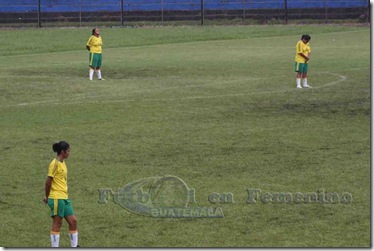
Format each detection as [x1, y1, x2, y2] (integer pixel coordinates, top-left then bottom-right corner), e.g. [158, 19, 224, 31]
[0, 25, 370, 247]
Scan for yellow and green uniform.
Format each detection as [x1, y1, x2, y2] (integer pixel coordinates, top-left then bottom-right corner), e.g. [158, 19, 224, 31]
[86, 35, 103, 68]
[294, 40, 311, 73]
[86, 35, 102, 54]
[47, 159, 74, 217]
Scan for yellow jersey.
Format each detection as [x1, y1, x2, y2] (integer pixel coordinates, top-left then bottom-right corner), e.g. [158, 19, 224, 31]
[47, 159, 68, 199]
[295, 40, 311, 63]
[86, 35, 103, 54]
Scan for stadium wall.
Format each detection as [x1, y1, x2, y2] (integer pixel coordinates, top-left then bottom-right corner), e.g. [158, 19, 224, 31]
[0, 0, 368, 13]
[0, 0, 369, 26]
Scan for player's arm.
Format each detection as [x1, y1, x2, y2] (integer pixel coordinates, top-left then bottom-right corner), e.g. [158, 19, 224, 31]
[305, 46, 311, 62]
[298, 52, 309, 61]
[305, 52, 311, 62]
[297, 42, 310, 62]
[86, 37, 92, 51]
[43, 176, 53, 204]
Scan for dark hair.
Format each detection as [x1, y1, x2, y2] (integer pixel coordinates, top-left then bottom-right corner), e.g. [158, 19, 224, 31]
[301, 35, 311, 41]
[53, 141, 70, 155]
[92, 28, 96, 35]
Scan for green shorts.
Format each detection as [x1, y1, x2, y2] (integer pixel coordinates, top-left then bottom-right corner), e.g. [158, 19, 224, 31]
[89, 53, 102, 68]
[295, 62, 309, 73]
[48, 198, 74, 218]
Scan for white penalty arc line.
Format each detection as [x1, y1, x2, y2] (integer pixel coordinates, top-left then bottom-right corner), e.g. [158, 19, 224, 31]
[312, 72, 348, 89]
[102, 72, 348, 102]
[1, 72, 348, 108]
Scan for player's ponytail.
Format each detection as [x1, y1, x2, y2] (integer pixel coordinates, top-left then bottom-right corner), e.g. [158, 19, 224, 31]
[92, 28, 96, 35]
[52, 141, 70, 154]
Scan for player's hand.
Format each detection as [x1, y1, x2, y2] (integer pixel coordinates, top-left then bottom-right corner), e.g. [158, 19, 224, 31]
[43, 197, 48, 205]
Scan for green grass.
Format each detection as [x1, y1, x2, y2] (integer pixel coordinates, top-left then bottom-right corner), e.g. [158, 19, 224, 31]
[0, 25, 370, 247]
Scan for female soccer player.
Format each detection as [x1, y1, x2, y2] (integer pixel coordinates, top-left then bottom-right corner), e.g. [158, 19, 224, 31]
[43, 141, 78, 247]
[295, 34, 311, 88]
[86, 28, 104, 80]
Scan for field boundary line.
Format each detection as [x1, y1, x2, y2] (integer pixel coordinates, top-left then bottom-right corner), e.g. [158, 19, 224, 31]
[0, 71, 349, 108]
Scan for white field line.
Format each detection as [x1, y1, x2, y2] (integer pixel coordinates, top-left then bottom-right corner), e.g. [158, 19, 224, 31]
[312, 72, 348, 89]
[0, 71, 349, 109]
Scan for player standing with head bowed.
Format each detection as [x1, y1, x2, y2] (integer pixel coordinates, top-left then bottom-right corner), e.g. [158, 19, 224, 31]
[295, 35, 311, 89]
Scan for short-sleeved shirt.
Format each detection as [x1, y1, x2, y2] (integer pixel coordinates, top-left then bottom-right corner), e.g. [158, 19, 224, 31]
[295, 40, 311, 63]
[86, 35, 103, 54]
[48, 159, 68, 199]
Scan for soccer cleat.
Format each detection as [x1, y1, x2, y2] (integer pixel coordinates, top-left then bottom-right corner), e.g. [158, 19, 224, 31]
[296, 85, 302, 89]
[99, 78, 105, 80]
[303, 84, 312, 88]
[89, 78, 93, 81]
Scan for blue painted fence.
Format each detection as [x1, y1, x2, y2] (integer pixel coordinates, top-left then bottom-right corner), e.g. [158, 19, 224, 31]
[0, 0, 367, 13]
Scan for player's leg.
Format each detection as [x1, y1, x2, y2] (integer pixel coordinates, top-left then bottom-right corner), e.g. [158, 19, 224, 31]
[89, 67, 95, 80]
[302, 64, 311, 88]
[51, 216, 63, 247]
[65, 215, 77, 231]
[65, 215, 79, 247]
[89, 53, 95, 80]
[64, 200, 79, 247]
[295, 62, 302, 88]
[96, 67, 103, 80]
[48, 198, 64, 247]
[96, 54, 104, 80]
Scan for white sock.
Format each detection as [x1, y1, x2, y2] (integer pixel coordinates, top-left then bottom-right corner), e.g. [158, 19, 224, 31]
[89, 69, 94, 80]
[97, 70, 102, 79]
[296, 78, 301, 87]
[302, 78, 308, 86]
[69, 231, 78, 247]
[50, 232, 60, 247]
